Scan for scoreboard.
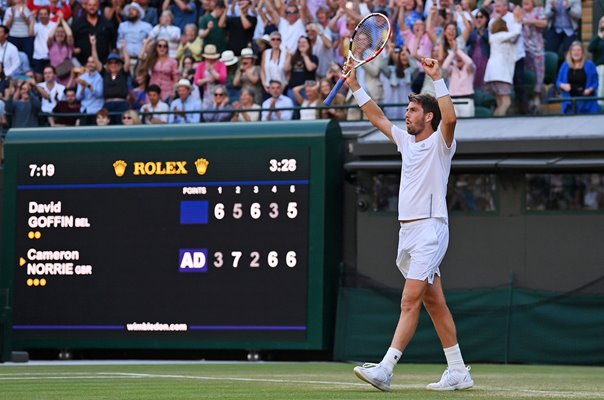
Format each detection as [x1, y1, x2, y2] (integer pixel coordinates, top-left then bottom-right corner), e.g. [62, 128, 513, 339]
[0, 121, 342, 357]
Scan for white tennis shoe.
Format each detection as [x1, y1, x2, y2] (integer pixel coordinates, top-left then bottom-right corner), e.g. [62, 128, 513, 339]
[353, 363, 392, 392]
[426, 366, 474, 391]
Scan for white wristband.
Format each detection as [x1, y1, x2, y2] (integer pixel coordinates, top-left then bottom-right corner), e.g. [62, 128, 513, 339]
[433, 79, 449, 98]
[353, 87, 371, 107]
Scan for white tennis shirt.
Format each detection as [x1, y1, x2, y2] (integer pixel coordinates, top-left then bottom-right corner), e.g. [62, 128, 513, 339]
[391, 124, 456, 221]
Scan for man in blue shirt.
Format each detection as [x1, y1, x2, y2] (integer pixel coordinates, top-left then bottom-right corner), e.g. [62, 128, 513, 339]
[117, 3, 153, 59]
[76, 56, 104, 119]
[169, 78, 202, 123]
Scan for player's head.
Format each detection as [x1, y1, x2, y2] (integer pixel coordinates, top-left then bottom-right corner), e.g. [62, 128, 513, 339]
[406, 93, 441, 134]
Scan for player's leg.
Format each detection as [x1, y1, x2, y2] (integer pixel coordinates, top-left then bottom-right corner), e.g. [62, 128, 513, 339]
[353, 278, 429, 392]
[423, 277, 474, 391]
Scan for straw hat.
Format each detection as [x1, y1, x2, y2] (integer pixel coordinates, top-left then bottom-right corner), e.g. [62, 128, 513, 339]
[240, 48, 257, 59]
[220, 50, 239, 66]
[174, 78, 192, 89]
[202, 44, 220, 59]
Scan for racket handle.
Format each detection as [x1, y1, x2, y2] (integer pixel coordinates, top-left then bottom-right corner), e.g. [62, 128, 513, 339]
[323, 78, 345, 106]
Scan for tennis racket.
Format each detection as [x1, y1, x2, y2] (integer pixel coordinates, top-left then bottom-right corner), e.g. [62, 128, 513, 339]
[323, 12, 392, 106]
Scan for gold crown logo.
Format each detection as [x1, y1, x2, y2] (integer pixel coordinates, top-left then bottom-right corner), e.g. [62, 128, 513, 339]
[195, 158, 209, 175]
[113, 160, 127, 177]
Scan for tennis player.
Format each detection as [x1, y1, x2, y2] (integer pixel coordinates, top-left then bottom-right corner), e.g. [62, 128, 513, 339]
[345, 57, 474, 392]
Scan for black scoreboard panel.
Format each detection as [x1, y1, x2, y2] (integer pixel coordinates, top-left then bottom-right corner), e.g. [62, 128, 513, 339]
[1, 122, 342, 354]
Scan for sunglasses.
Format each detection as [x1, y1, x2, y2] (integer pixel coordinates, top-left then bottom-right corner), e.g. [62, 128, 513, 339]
[157, 43, 168, 48]
[271, 37, 281, 41]
[122, 116, 132, 120]
[214, 92, 226, 96]
[285, 10, 298, 15]
[476, 14, 485, 18]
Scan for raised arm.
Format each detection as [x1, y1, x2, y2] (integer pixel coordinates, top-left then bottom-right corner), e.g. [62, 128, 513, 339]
[423, 57, 455, 147]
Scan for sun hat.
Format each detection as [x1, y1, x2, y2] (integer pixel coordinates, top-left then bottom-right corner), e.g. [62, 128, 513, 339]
[240, 48, 257, 59]
[123, 2, 145, 19]
[256, 34, 270, 46]
[220, 50, 239, 66]
[202, 44, 220, 59]
[174, 78, 192, 89]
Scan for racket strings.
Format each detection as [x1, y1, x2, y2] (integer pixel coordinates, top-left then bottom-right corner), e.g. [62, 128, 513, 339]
[351, 15, 390, 61]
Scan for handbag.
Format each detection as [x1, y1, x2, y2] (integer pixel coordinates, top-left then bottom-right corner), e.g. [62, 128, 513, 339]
[55, 58, 74, 78]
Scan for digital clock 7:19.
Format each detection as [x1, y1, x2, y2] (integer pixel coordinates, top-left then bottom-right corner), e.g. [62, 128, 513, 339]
[269, 159, 297, 173]
[29, 164, 55, 177]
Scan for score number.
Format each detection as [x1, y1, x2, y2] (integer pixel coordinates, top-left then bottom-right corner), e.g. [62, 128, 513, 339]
[269, 159, 297, 173]
[213, 250, 298, 268]
[214, 202, 298, 220]
[29, 164, 55, 177]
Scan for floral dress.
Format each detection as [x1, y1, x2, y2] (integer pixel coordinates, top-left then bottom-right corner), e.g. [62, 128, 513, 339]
[522, 7, 546, 95]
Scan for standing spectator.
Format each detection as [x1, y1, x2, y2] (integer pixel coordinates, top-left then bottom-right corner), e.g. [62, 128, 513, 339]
[318, 77, 346, 120]
[140, 83, 169, 123]
[220, 49, 239, 99]
[35, 65, 65, 115]
[121, 109, 142, 124]
[103, 0, 126, 32]
[72, 0, 116, 65]
[520, 0, 547, 114]
[148, 9, 181, 59]
[224, 0, 257, 55]
[292, 80, 320, 120]
[284, 35, 318, 105]
[260, 31, 288, 93]
[544, 0, 581, 57]
[484, 18, 521, 116]
[198, 0, 227, 53]
[307, 17, 334, 79]
[163, 0, 197, 33]
[47, 16, 73, 85]
[232, 47, 262, 103]
[0, 25, 21, 78]
[140, 38, 179, 101]
[267, 3, 306, 54]
[3, 0, 35, 64]
[231, 87, 260, 121]
[75, 55, 104, 117]
[117, 2, 153, 64]
[443, 45, 476, 117]
[194, 43, 227, 107]
[588, 16, 604, 107]
[465, 7, 490, 91]
[94, 42, 132, 124]
[50, 86, 81, 126]
[556, 41, 599, 114]
[203, 83, 233, 122]
[385, 46, 418, 120]
[176, 23, 203, 65]
[27, 0, 72, 23]
[30, 7, 56, 80]
[261, 79, 293, 120]
[5, 79, 41, 127]
[136, 0, 158, 26]
[169, 78, 202, 123]
[399, 16, 436, 94]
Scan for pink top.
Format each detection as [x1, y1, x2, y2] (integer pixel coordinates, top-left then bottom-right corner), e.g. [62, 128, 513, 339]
[150, 57, 179, 100]
[49, 41, 72, 67]
[401, 29, 433, 71]
[443, 50, 475, 97]
[193, 60, 227, 89]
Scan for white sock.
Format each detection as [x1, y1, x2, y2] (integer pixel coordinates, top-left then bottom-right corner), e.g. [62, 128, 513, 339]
[443, 344, 465, 372]
[380, 347, 402, 374]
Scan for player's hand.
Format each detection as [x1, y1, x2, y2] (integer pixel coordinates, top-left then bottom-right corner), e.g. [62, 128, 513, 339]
[421, 57, 442, 81]
[343, 59, 360, 91]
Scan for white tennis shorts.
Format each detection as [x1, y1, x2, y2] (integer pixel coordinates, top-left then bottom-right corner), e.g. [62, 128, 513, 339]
[395, 217, 449, 284]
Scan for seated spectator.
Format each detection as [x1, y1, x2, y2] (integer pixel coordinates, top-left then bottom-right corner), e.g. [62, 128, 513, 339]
[35, 65, 65, 115]
[148, 9, 181, 59]
[95, 107, 110, 125]
[75, 57, 104, 117]
[121, 109, 142, 124]
[180, 55, 197, 82]
[140, 38, 179, 102]
[50, 86, 81, 126]
[443, 45, 476, 117]
[176, 23, 203, 65]
[47, 16, 74, 86]
[169, 78, 202, 123]
[232, 47, 262, 103]
[0, 25, 21, 78]
[292, 80, 320, 120]
[318, 78, 346, 120]
[588, 16, 604, 107]
[261, 80, 293, 121]
[203, 84, 233, 122]
[140, 83, 169, 124]
[5, 79, 42, 128]
[484, 18, 521, 116]
[130, 70, 150, 110]
[220, 50, 240, 99]
[556, 41, 599, 114]
[194, 44, 227, 107]
[385, 45, 418, 120]
[231, 87, 261, 121]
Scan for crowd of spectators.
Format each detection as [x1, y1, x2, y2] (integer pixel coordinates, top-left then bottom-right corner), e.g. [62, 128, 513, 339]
[0, 0, 598, 129]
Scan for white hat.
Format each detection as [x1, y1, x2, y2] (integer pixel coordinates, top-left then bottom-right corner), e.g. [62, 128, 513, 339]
[240, 48, 257, 59]
[220, 50, 239, 66]
[202, 44, 220, 59]
[174, 78, 192, 89]
[124, 2, 145, 19]
[256, 34, 270, 46]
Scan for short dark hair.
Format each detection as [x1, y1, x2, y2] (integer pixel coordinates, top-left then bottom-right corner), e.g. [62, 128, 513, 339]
[268, 80, 282, 86]
[215, 0, 226, 8]
[147, 84, 161, 94]
[64, 87, 77, 94]
[44, 65, 56, 74]
[0, 25, 8, 36]
[408, 93, 441, 131]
